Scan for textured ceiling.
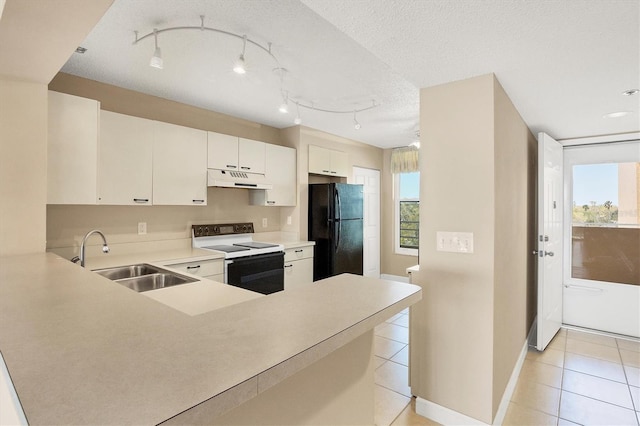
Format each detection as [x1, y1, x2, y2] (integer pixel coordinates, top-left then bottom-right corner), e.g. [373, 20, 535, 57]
[61, 0, 639, 148]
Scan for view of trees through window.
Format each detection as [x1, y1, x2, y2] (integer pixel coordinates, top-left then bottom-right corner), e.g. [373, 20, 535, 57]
[398, 172, 420, 250]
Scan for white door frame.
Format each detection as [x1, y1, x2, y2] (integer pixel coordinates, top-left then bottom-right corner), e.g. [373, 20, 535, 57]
[352, 167, 380, 278]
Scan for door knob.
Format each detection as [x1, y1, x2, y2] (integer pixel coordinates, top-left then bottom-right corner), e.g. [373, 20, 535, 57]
[545, 251, 554, 257]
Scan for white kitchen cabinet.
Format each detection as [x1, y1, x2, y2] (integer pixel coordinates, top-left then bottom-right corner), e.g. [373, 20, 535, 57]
[163, 258, 224, 282]
[249, 144, 296, 206]
[153, 121, 207, 206]
[207, 132, 239, 171]
[98, 111, 154, 205]
[47, 91, 100, 204]
[238, 138, 266, 174]
[284, 245, 314, 290]
[207, 133, 266, 175]
[308, 145, 349, 177]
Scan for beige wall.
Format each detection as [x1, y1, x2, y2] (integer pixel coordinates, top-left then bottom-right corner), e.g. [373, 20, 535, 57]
[410, 74, 535, 423]
[381, 149, 419, 276]
[0, 79, 48, 255]
[492, 77, 537, 414]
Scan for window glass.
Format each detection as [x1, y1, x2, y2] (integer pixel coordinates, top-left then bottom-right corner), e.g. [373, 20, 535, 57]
[571, 162, 640, 285]
[396, 172, 419, 253]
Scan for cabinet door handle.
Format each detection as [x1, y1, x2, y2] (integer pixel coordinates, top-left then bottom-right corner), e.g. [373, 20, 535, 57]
[226, 165, 237, 168]
[330, 171, 337, 174]
[240, 166, 251, 170]
[187, 265, 201, 269]
[192, 199, 205, 204]
[133, 198, 149, 203]
[322, 169, 330, 173]
[295, 249, 303, 253]
[267, 201, 275, 205]
[284, 264, 293, 268]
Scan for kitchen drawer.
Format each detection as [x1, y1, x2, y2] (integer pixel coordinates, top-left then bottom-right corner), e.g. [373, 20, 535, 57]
[164, 259, 223, 278]
[284, 246, 314, 262]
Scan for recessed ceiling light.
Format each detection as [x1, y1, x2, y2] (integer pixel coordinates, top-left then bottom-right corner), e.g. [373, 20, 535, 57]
[622, 89, 639, 96]
[603, 111, 632, 119]
[75, 46, 87, 54]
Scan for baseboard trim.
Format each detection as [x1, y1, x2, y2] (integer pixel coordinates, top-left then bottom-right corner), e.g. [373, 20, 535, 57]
[415, 397, 488, 425]
[380, 273, 409, 283]
[492, 336, 530, 424]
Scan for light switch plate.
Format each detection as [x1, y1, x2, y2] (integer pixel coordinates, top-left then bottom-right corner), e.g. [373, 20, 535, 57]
[436, 231, 474, 253]
[262, 218, 268, 228]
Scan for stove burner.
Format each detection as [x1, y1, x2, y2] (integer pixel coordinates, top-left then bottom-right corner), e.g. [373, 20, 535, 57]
[233, 242, 279, 249]
[202, 245, 251, 253]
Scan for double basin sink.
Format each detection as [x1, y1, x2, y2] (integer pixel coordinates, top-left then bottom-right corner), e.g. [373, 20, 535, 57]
[93, 263, 197, 292]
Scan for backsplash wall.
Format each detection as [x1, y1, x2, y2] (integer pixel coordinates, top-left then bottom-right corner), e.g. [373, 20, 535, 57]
[47, 186, 282, 255]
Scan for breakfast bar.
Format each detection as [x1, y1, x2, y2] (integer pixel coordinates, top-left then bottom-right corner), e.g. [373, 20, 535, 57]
[0, 252, 421, 425]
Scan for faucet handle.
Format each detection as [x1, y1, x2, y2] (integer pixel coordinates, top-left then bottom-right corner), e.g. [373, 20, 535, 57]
[70, 256, 80, 264]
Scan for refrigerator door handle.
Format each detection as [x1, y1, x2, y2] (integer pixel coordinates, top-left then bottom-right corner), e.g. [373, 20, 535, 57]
[335, 221, 340, 252]
[335, 188, 341, 221]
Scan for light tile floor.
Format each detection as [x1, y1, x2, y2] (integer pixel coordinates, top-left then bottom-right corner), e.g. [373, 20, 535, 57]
[504, 328, 640, 425]
[374, 317, 640, 426]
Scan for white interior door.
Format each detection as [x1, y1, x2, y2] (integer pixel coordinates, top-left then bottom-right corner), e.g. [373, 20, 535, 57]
[536, 133, 564, 351]
[353, 167, 380, 278]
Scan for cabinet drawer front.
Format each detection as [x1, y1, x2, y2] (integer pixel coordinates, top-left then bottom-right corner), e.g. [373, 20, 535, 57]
[284, 246, 314, 262]
[165, 260, 223, 277]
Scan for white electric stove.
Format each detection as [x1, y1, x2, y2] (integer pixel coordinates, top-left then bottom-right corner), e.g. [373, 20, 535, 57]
[192, 223, 284, 294]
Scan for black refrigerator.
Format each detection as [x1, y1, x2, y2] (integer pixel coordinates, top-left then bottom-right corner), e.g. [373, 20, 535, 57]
[308, 183, 363, 281]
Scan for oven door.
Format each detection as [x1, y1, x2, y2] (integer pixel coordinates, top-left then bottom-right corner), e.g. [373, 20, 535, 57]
[225, 252, 284, 295]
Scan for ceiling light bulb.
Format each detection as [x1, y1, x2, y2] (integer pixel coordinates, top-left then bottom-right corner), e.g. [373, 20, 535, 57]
[150, 47, 163, 69]
[233, 54, 246, 74]
[279, 103, 289, 114]
[409, 141, 420, 149]
[353, 111, 361, 130]
[294, 116, 302, 125]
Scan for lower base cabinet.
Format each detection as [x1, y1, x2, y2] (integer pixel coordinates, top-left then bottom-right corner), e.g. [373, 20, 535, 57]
[284, 246, 314, 290]
[162, 258, 224, 282]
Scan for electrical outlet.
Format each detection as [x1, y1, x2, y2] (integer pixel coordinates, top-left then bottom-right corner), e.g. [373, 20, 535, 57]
[138, 222, 147, 235]
[262, 218, 268, 228]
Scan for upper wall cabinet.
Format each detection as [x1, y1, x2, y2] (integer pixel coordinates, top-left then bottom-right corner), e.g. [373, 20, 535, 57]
[47, 91, 100, 204]
[207, 132, 266, 175]
[153, 121, 207, 206]
[249, 144, 297, 206]
[308, 145, 349, 177]
[98, 111, 154, 205]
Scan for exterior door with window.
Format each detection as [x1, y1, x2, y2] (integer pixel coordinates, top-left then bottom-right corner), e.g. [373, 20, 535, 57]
[563, 141, 640, 337]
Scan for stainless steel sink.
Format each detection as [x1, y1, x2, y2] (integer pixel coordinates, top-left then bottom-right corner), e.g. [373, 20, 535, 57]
[93, 264, 164, 280]
[116, 273, 197, 292]
[93, 263, 198, 292]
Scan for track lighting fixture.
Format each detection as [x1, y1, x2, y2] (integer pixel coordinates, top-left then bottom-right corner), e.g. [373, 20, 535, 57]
[294, 103, 302, 125]
[149, 29, 163, 69]
[233, 35, 247, 74]
[134, 17, 380, 129]
[353, 111, 361, 130]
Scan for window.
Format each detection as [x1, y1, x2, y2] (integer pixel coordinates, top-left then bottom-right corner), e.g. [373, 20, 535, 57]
[564, 142, 640, 287]
[395, 172, 419, 255]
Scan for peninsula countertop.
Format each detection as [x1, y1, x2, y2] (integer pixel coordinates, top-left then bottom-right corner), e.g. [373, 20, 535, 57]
[0, 252, 420, 425]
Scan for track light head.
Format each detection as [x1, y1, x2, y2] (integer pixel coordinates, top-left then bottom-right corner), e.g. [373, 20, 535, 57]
[150, 47, 163, 69]
[353, 111, 361, 130]
[149, 29, 163, 69]
[294, 116, 302, 125]
[233, 54, 246, 74]
[279, 102, 289, 114]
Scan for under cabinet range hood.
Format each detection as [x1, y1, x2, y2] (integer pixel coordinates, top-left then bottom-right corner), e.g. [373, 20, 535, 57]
[207, 169, 273, 190]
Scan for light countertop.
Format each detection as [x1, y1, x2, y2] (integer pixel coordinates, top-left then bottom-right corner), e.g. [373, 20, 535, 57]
[0, 252, 420, 425]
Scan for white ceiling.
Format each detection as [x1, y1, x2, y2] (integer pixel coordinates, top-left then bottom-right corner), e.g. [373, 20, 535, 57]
[61, 0, 639, 149]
